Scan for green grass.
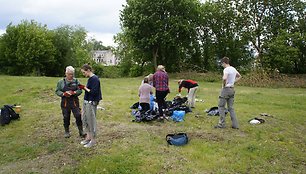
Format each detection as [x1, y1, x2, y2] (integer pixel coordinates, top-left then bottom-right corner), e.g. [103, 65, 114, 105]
[0, 75, 305, 174]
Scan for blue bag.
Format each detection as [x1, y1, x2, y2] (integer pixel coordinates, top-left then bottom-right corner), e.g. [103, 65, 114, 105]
[171, 110, 185, 122]
[166, 133, 188, 146]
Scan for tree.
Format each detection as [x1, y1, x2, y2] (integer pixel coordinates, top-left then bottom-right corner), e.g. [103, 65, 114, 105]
[86, 38, 108, 51]
[197, 1, 253, 71]
[117, 0, 202, 72]
[262, 30, 305, 73]
[0, 21, 94, 76]
[236, 0, 305, 68]
[0, 20, 56, 75]
[51, 25, 93, 76]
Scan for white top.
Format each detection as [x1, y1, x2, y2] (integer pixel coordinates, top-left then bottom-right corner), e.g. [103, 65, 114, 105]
[223, 66, 239, 87]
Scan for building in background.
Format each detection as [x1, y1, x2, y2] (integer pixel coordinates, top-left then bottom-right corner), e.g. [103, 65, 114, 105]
[92, 50, 119, 66]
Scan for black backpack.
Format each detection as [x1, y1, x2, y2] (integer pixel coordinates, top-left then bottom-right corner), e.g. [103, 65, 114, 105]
[205, 106, 228, 116]
[0, 105, 20, 126]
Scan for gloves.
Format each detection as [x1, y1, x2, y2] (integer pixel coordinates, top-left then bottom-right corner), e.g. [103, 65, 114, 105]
[69, 90, 76, 95]
[78, 84, 85, 90]
[63, 92, 71, 97]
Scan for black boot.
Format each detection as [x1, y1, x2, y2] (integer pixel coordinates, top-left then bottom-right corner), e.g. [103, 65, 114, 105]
[78, 125, 86, 138]
[64, 127, 70, 138]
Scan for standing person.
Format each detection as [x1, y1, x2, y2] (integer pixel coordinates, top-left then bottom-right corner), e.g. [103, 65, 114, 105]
[79, 64, 102, 148]
[153, 65, 169, 120]
[215, 57, 241, 129]
[139, 77, 153, 113]
[178, 79, 199, 108]
[55, 66, 85, 138]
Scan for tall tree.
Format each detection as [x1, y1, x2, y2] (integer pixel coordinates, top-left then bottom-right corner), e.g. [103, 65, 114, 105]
[198, 1, 253, 71]
[236, 0, 305, 68]
[0, 20, 55, 75]
[117, 0, 202, 72]
[52, 25, 92, 76]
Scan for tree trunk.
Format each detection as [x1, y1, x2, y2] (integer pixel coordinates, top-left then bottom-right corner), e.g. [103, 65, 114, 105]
[152, 47, 158, 70]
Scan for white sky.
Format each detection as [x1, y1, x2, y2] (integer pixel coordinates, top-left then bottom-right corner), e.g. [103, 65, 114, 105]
[0, 0, 207, 46]
[0, 0, 127, 46]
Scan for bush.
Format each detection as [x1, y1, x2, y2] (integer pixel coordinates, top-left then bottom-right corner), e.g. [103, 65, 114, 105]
[239, 70, 306, 88]
[129, 65, 143, 77]
[101, 66, 121, 78]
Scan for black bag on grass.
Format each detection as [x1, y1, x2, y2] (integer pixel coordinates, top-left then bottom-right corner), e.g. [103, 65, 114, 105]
[166, 133, 188, 146]
[0, 105, 20, 126]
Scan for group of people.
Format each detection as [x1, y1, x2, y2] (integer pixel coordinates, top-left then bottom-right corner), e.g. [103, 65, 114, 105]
[138, 57, 241, 128]
[138, 65, 199, 121]
[55, 56, 241, 148]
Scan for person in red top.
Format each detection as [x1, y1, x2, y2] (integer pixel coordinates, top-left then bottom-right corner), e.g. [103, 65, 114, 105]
[178, 79, 199, 108]
[153, 65, 169, 120]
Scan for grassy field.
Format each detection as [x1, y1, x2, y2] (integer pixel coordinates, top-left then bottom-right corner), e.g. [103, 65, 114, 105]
[0, 75, 305, 174]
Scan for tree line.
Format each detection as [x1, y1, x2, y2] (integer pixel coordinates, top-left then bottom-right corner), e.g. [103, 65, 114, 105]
[115, 0, 306, 75]
[0, 0, 305, 77]
[0, 20, 109, 76]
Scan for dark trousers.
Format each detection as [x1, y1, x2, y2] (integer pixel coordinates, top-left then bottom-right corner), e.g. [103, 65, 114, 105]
[156, 90, 169, 117]
[140, 103, 150, 113]
[61, 106, 82, 128]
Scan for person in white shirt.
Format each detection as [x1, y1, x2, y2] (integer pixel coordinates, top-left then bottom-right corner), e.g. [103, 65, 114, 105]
[215, 57, 241, 129]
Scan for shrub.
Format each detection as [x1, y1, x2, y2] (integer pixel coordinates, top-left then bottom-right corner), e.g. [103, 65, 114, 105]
[101, 66, 121, 78]
[239, 70, 306, 88]
[129, 65, 143, 77]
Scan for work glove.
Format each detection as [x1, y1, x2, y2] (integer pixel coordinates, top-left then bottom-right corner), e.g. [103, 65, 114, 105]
[78, 84, 86, 90]
[63, 91, 71, 97]
[69, 90, 76, 95]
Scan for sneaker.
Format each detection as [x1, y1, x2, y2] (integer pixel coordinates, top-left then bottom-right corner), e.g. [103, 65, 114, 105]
[84, 140, 96, 148]
[80, 139, 91, 145]
[214, 125, 225, 129]
[64, 132, 71, 138]
[231, 126, 239, 129]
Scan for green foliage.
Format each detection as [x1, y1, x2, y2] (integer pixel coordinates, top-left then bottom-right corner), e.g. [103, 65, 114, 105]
[0, 21, 106, 76]
[91, 63, 104, 77]
[262, 30, 306, 73]
[129, 64, 144, 77]
[100, 66, 121, 78]
[0, 20, 56, 76]
[51, 25, 93, 76]
[86, 38, 108, 51]
[116, 0, 305, 75]
[118, 0, 202, 72]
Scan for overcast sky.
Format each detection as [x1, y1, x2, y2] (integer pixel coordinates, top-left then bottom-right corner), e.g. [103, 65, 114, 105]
[0, 0, 127, 46]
